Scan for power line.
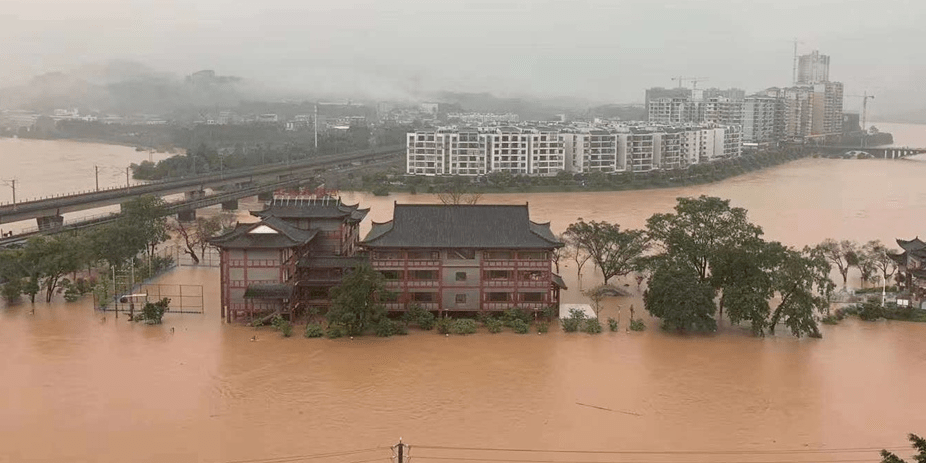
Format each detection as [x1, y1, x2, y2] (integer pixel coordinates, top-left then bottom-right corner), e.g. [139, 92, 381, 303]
[414, 444, 911, 456]
[413, 456, 878, 463]
[226, 447, 390, 463]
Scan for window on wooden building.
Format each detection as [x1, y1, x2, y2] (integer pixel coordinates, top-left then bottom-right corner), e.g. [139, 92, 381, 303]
[448, 249, 476, 260]
[487, 292, 512, 302]
[484, 250, 513, 260]
[373, 251, 403, 260]
[410, 270, 438, 280]
[518, 251, 548, 260]
[521, 292, 544, 302]
[412, 292, 436, 302]
[455, 294, 467, 304]
[407, 250, 439, 260]
[380, 270, 403, 280]
[486, 270, 513, 280]
[519, 270, 547, 281]
[455, 272, 467, 281]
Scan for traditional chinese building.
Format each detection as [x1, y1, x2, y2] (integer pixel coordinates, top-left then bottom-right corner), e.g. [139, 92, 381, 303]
[890, 237, 926, 305]
[210, 193, 369, 322]
[361, 204, 566, 314]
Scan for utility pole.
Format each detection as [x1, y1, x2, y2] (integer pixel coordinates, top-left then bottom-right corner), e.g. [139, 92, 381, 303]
[2, 178, 17, 208]
[125, 167, 130, 188]
[393, 438, 405, 463]
[314, 103, 318, 150]
[95, 165, 100, 191]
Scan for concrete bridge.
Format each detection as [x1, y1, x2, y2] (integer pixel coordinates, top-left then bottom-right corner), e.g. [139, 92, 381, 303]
[0, 152, 400, 247]
[0, 145, 402, 229]
[816, 145, 926, 159]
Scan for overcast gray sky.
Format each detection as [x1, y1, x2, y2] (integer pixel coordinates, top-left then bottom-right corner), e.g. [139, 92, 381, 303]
[1, 0, 923, 116]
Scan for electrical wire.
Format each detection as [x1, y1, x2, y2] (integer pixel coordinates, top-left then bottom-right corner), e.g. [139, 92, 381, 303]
[414, 444, 910, 456]
[412, 455, 879, 463]
[225, 447, 390, 463]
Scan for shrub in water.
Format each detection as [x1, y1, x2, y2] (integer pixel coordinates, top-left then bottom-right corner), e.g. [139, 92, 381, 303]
[140, 297, 170, 324]
[502, 307, 533, 327]
[326, 324, 345, 339]
[450, 318, 478, 335]
[374, 318, 399, 337]
[485, 317, 504, 334]
[537, 321, 549, 334]
[404, 304, 436, 330]
[583, 318, 602, 334]
[821, 314, 839, 325]
[540, 305, 558, 321]
[436, 317, 452, 335]
[510, 318, 530, 334]
[271, 315, 294, 337]
[561, 308, 588, 333]
[630, 318, 646, 332]
[304, 322, 325, 338]
[607, 317, 619, 332]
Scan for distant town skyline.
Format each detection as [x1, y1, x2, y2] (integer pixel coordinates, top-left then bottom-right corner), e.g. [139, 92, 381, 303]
[2, 0, 924, 119]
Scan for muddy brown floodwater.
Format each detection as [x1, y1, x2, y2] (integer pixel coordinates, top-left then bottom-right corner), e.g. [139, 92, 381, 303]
[3, 145, 926, 462]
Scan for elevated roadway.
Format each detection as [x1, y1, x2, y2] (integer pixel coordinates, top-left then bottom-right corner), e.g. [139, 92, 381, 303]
[0, 145, 403, 228]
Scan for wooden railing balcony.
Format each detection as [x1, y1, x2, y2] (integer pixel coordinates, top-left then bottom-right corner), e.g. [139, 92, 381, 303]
[406, 280, 439, 288]
[228, 259, 280, 267]
[483, 302, 546, 311]
[228, 279, 281, 288]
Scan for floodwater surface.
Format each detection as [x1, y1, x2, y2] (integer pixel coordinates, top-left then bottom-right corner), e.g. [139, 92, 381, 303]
[3, 138, 926, 463]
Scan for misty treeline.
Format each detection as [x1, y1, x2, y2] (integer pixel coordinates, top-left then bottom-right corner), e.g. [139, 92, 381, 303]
[128, 123, 411, 180]
[558, 195, 904, 338]
[0, 195, 227, 306]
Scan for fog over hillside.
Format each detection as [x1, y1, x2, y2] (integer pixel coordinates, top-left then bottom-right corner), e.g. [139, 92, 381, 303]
[2, 0, 924, 121]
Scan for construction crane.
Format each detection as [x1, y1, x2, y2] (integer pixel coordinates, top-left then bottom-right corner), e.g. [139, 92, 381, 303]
[671, 76, 709, 89]
[845, 92, 875, 136]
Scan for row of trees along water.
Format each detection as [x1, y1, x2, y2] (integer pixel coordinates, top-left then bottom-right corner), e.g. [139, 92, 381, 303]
[128, 122, 412, 181]
[0, 196, 228, 307]
[555, 195, 909, 337]
[360, 147, 810, 196]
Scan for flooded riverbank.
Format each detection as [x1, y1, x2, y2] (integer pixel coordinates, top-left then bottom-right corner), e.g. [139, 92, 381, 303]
[4, 140, 926, 462]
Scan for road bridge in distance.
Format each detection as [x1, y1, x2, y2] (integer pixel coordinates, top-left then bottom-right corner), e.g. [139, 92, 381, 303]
[816, 145, 926, 159]
[0, 152, 401, 248]
[0, 145, 403, 229]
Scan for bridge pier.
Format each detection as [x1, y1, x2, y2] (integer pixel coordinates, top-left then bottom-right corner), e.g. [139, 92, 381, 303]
[257, 191, 273, 201]
[177, 209, 197, 222]
[221, 199, 238, 211]
[36, 214, 64, 231]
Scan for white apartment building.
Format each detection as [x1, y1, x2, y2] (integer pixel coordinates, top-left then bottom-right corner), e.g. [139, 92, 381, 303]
[743, 96, 779, 145]
[704, 97, 745, 127]
[561, 130, 624, 173]
[406, 124, 740, 176]
[406, 129, 488, 176]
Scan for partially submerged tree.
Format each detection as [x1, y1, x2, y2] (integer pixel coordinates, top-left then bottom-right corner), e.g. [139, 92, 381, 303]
[327, 263, 387, 336]
[564, 219, 648, 284]
[816, 239, 858, 288]
[865, 240, 898, 289]
[644, 260, 717, 332]
[644, 196, 831, 337]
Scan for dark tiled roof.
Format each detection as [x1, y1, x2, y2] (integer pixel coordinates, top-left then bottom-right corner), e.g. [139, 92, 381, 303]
[897, 237, 926, 252]
[208, 217, 318, 249]
[297, 256, 367, 269]
[253, 197, 369, 223]
[362, 204, 563, 249]
[244, 283, 293, 299]
[552, 274, 568, 290]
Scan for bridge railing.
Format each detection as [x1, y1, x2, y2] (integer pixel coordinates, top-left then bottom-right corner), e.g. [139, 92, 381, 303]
[0, 144, 404, 210]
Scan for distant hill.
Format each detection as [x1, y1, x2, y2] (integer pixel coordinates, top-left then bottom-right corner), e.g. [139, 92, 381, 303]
[429, 91, 591, 121]
[0, 61, 248, 114]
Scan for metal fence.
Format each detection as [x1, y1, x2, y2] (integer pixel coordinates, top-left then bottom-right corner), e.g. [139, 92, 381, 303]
[140, 284, 205, 314]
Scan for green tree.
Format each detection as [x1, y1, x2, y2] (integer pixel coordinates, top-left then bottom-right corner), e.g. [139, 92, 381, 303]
[25, 234, 90, 302]
[327, 264, 387, 336]
[564, 219, 648, 284]
[120, 195, 169, 260]
[865, 240, 898, 289]
[767, 246, 832, 338]
[646, 196, 762, 283]
[880, 433, 926, 463]
[816, 239, 858, 288]
[644, 260, 717, 332]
